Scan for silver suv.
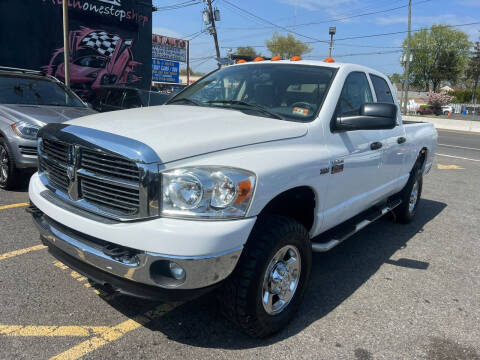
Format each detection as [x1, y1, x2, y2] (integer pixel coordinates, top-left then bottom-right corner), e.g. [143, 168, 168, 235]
[0, 67, 96, 189]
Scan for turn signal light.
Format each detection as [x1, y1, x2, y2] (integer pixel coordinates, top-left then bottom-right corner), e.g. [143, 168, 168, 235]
[324, 57, 335, 63]
[290, 56, 302, 61]
[253, 57, 265, 62]
[271, 56, 282, 61]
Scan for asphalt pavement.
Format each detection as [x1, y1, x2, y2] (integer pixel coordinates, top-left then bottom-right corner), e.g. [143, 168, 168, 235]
[0, 129, 479, 360]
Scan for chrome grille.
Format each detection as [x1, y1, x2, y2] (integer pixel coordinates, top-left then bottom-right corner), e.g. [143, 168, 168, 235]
[39, 157, 69, 193]
[38, 137, 147, 220]
[80, 177, 140, 214]
[42, 139, 68, 163]
[81, 149, 141, 182]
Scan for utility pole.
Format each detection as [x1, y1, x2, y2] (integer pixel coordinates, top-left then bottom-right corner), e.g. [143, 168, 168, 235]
[206, 0, 221, 62]
[186, 40, 190, 85]
[328, 27, 336, 58]
[402, 0, 412, 115]
[62, 0, 70, 88]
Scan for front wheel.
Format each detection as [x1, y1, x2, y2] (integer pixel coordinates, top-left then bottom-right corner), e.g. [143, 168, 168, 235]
[0, 139, 20, 190]
[219, 215, 312, 338]
[393, 166, 423, 223]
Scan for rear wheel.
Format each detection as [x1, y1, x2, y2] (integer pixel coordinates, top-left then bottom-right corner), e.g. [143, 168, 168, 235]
[0, 139, 20, 190]
[393, 165, 423, 223]
[219, 215, 312, 338]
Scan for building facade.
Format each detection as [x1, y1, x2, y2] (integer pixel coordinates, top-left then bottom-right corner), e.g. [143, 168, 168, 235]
[0, 0, 153, 101]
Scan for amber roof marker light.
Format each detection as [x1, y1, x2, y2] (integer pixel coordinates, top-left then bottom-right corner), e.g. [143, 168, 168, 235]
[236, 59, 247, 64]
[290, 56, 302, 61]
[271, 56, 282, 61]
[324, 57, 335, 63]
[253, 57, 265, 62]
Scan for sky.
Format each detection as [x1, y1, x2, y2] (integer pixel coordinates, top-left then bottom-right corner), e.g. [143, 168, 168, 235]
[152, 0, 480, 75]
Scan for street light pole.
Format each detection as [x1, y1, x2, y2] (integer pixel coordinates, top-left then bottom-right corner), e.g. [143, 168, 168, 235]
[62, 0, 70, 88]
[402, 0, 412, 115]
[328, 27, 336, 58]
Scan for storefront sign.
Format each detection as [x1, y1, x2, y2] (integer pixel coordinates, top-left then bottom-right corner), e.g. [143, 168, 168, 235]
[152, 59, 180, 83]
[152, 34, 187, 62]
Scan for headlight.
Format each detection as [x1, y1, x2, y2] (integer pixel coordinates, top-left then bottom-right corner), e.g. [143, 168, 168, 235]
[11, 121, 42, 140]
[162, 167, 256, 219]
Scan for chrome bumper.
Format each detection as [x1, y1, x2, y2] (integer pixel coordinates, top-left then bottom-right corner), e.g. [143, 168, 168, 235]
[32, 213, 242, 290]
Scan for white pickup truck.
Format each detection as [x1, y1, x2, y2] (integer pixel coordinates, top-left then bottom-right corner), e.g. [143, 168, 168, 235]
[28, 59, 437, 337]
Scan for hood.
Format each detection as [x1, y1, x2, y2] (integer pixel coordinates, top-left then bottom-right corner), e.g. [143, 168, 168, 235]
[66, 105, 308, 164]
[0, 104, 96, 126]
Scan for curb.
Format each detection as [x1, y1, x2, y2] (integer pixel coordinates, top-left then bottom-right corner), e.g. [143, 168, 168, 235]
[403, 115, 480, 134]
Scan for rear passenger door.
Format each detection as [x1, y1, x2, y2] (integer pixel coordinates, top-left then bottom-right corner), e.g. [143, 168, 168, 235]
[369, 74, 408, 193]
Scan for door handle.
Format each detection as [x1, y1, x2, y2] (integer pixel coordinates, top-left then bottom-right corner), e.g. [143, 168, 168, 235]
[370, 142, 383, 150]
[397, 137, 407, 144]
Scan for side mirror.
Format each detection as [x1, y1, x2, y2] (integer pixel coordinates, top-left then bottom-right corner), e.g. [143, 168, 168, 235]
[334, 103, 397, 131]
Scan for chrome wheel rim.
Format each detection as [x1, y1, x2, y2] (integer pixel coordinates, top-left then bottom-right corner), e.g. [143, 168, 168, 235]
[0, 146, 8, 183]
[409, 179, 419, 214]
[262, 245, 301, 315]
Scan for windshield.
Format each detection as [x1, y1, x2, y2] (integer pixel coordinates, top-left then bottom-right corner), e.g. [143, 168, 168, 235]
[0, 75, 86, 107]
[168, 64, 336, 122]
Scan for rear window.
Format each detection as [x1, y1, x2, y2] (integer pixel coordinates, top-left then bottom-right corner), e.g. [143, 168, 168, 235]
[370, 74, 394, 104]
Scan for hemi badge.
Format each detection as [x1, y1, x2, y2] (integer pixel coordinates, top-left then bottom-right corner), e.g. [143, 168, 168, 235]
[331, 159, 344, 174]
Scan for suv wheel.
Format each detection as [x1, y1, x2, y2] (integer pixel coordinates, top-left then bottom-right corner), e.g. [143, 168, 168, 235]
[219, 215, 312, 338]
[0, 139, 19, 190]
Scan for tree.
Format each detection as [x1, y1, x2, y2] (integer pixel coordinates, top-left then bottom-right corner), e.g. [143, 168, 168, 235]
[427, 91, 453, 107]
[466, 38, 480, 104]
[402, 25, 471, 92]
[265, 32, 312, 59]
[388, 73, 403, 84]
[235, 46, 258, 58]
[180, 68, 205, 76]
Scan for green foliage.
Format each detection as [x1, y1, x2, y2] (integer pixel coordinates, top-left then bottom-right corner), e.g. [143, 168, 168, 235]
[235, 46, 258, 58]
[402, 25, 471, 92]
[466, 39, 480, 103]
[419, 104, 431, 109]
[448, 89, 476, 103]
[265, 32, 312, 59]
[388, 73, 403, 84]
[179, 68, 205, 76]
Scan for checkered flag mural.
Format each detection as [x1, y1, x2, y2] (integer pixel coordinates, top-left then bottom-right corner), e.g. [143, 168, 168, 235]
[81, 31, 120, 58]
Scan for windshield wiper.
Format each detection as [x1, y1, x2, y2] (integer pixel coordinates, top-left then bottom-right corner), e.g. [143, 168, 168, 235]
[167, 97, 202, 106]
[206, 100, 283, 120]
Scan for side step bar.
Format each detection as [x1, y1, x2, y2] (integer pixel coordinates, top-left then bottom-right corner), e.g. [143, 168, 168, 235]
[311, 199, 402, 253]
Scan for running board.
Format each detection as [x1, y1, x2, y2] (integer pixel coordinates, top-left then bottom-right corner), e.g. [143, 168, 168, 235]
[311, 199, 402, 253]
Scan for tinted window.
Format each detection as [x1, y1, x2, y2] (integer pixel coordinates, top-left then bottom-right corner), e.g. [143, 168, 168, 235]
[122, 90, 142, 108]
[170, 64, 336, 122]
[370, 74, 394, 103]
[337, 72, 373, 117]
[139, 91, 169, 106]
[0, 75, 85, 107]
[106, 89, 124, 107]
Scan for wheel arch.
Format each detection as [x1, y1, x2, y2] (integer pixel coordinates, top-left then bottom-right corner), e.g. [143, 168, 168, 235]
[256, 186, 317, 233]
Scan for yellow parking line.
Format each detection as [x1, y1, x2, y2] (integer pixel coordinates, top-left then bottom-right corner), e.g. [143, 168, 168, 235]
[50, 303, 179, 360]
[0, 245, 47, 261]
[0, 325, 110, 337]
[0, 202, 29, 211]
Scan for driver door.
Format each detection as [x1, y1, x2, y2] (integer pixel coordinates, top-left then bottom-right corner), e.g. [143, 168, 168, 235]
[322, 71, 387, 230]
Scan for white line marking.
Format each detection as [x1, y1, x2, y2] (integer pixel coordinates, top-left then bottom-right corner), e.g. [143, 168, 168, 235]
[438, 144, 480, 152]
[436, 153, 480, 162]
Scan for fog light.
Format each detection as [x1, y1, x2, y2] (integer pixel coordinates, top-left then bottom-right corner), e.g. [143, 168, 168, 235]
[169, 262, 186, 280]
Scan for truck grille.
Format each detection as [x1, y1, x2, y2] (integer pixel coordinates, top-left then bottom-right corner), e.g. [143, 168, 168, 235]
[39, 138, 142, 218]
[18, 145, 38, 156]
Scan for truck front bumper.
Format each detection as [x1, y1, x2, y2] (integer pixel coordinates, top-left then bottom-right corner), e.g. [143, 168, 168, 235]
[29, 173, 256, 299]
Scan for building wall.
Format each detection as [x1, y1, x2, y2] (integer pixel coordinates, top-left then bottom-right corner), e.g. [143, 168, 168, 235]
[0, 0, 152, 101]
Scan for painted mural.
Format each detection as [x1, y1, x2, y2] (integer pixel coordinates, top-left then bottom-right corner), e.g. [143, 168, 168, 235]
[44, 27, 142, 100]
[0, 0, 152, 101]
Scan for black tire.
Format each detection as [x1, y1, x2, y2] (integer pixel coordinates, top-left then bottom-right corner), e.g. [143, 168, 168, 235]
[0, 138, 20, 190]
[219, 215, 312, 338]
[393, 164, 423, 224]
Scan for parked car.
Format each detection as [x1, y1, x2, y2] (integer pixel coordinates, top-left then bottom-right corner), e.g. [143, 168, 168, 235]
[29, 60, 437, 337]
[91, 86, 171, 112]
[416, 106, 442, 116]
[441, 105, 454, 115]
[0, 67, 96, 189]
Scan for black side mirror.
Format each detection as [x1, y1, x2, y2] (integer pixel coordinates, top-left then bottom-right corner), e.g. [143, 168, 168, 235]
[334, 103, 397, 131]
